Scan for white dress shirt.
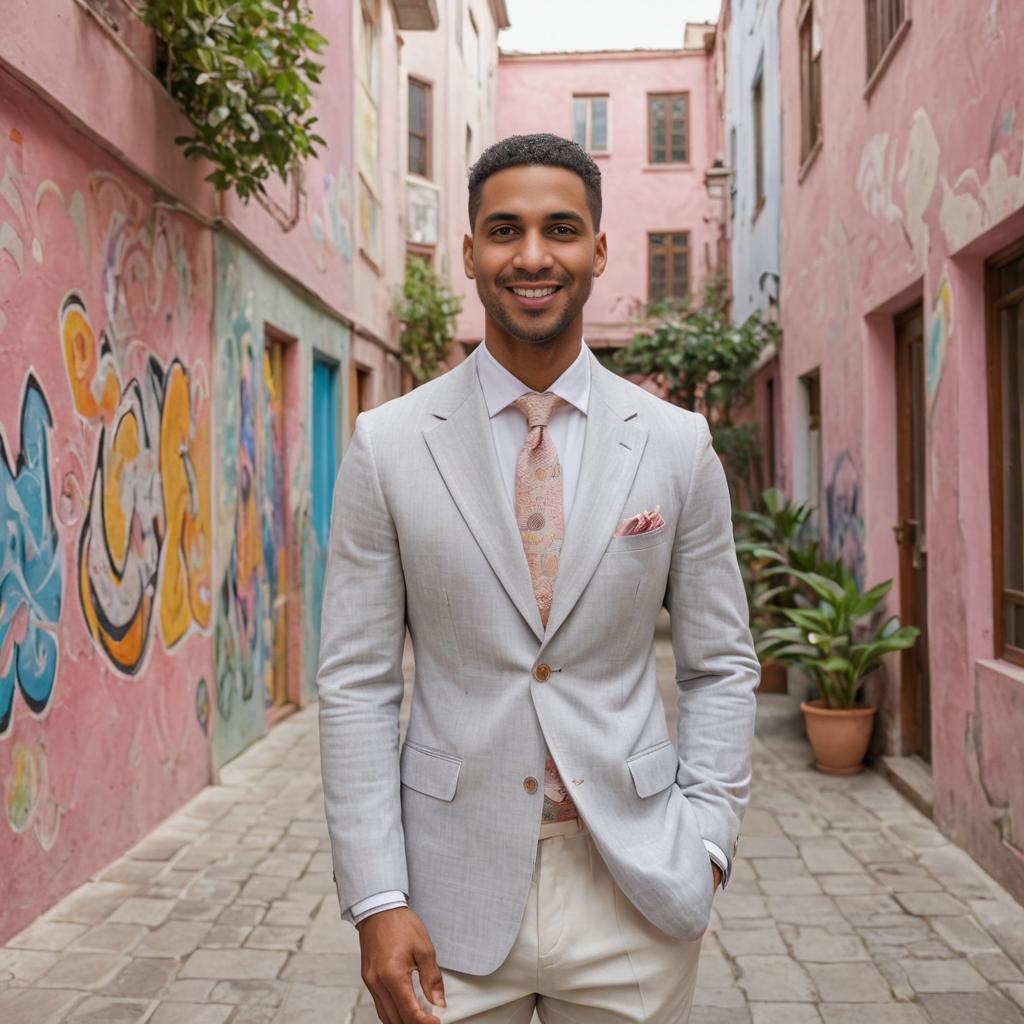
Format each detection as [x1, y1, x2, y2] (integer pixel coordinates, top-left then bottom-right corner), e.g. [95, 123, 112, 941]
[349, 341, 728, 925]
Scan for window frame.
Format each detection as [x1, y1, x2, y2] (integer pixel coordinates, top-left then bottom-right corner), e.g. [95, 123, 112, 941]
[572, 94, 610, 154]
[647, 231, 690, 303]
[865, 0, 909, 88]
[987, 238, 1024, 668]
[752, 67, 766, 213]
[647, 92, 689, 165]
[407, 76, 432, 179]
[798, 0, 822, 172]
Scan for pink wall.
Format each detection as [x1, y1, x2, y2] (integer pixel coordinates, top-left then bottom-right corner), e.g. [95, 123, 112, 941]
[497, 49, 720, 347]
[0, 74, 215, 942]
[777, 0, 1024, 899]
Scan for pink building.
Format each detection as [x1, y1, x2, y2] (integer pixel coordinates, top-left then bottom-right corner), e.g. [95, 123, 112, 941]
[496, 35, 723, 353]
[776, 0, 1024, 899]
[0, 0, 502, 941]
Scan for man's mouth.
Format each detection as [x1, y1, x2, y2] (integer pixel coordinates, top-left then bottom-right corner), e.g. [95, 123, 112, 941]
[508, 286, 559, 298]
[504, 283, 564, 309]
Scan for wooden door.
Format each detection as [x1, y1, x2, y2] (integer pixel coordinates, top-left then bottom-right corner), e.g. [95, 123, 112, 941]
[895, 306, 931, 760]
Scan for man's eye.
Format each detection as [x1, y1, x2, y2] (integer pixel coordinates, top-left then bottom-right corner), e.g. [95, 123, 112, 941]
[552, 225, 577, 236]
[492, 225, 516, 237]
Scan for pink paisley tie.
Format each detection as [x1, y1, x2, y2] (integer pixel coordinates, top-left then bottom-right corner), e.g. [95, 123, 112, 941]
[512, 392, 578, 825]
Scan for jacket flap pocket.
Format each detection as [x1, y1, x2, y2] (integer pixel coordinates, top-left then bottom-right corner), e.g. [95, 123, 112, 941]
[626, 740, 678, 798]
[400, 742, 462, 802]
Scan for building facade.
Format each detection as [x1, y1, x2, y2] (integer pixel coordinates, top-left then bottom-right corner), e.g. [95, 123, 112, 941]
[774, 0, 1024, 900]
[0, 0, 504, 942]
[496, 36, 723, 353]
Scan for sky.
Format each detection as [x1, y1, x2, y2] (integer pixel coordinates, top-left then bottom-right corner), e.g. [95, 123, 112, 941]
[498, 0, 722, 54]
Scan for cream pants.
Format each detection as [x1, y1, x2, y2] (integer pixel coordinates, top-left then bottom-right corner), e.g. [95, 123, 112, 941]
[426, 830, 703, 1023]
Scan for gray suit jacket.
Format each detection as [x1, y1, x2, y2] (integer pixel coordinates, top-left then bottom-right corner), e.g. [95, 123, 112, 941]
[317, 351, 759, 976]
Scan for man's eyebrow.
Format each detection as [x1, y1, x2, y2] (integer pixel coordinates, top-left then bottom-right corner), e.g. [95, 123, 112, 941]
[481, 210, 588, 225]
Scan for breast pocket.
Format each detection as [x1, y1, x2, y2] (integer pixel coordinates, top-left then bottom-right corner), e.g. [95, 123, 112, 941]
[605, 524, 672, 554]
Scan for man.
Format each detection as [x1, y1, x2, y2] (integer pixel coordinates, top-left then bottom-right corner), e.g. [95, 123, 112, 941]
[318, 133, 758, 1024]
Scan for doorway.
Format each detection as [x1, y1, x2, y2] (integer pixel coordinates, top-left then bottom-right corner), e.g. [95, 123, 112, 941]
[895, 305, 931, 760]
[312, 355, 340, 641]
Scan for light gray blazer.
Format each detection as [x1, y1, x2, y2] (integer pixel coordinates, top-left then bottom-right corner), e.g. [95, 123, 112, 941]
[317, 351, 759, 976]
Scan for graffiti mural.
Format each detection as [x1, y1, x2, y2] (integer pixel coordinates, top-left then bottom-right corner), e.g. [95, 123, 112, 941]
[825, 450, 865, 589]
[62, 292, 212, 673]
[3, 740, 61, 850]
[309, 163, 353, 271]
[927, 271, 954, 405]
[0, 376, 63, 737]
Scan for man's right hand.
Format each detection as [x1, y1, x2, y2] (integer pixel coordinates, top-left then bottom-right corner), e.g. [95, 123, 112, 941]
[357, 907, 447, 1024]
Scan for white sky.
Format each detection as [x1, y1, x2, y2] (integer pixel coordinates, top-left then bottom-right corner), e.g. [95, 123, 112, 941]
[499, 0, 722, 54]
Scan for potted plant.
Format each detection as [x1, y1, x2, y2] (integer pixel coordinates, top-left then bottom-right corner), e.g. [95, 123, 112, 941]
[757, 569, 920, 774]
[733, 488, 821, 692]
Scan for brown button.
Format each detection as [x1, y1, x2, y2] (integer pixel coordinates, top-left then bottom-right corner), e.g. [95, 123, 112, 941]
[523, 776, 539, 794]
[533, 663, 551, 682]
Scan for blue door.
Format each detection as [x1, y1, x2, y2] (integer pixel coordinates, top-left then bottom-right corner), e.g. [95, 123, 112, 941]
[311, 356, 339, 645]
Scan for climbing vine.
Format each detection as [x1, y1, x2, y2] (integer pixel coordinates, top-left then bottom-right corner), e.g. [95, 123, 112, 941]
[394, 257, 463, 385]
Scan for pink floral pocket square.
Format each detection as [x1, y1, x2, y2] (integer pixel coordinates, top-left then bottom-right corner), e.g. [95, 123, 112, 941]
[614, 505, 666, 537]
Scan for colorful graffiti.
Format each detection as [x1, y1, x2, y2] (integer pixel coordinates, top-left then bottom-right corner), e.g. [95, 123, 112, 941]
[927, 272, 954, 404]
[62, 293, 212, 673]
[195, 678, 210, 734]
[0, 376, 63, 737]
[825, 450, 865, 589]
[309, 163, 353, 271]
[3, 740, 61, 849]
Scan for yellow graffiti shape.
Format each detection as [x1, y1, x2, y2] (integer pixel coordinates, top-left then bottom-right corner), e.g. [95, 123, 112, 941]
[5, 742, 43, 833]
[61, 296, 121, 423]
[159, 363, 212, 647]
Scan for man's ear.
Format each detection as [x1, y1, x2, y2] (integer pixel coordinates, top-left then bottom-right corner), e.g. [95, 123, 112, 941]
[593, 231, 608, 278]
[463, 234, 475, 280]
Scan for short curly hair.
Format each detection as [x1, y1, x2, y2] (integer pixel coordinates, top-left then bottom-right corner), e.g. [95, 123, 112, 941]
[468, 133, 603, 231]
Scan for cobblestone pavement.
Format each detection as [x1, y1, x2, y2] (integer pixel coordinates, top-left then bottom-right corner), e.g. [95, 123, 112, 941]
[2, 635, 1024, 1023]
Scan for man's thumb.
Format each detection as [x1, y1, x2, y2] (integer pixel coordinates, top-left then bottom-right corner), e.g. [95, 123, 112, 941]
[417, 950, 446, 1009]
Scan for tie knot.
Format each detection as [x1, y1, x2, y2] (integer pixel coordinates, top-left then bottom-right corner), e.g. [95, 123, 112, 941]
[512, 392, 566, 430]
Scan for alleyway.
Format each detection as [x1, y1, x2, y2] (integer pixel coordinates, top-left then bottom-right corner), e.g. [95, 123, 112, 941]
[2, 635, 1024, 1024]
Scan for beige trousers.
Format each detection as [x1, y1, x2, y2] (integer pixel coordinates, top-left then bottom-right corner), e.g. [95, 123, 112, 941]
[427, 830, 703, 1023]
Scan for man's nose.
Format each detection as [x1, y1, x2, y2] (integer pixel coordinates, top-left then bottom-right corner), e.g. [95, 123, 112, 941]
[512, 230, 554, 273]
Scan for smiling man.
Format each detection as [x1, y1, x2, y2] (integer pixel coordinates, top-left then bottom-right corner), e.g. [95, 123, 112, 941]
[317, 134, 759, 1024]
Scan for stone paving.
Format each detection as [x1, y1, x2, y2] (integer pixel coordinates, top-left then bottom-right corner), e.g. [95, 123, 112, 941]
[2, 635, 1024, 1023]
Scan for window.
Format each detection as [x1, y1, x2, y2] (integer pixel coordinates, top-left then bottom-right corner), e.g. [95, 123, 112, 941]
[465, 10, 480, 85]
[648, 93, 688, 164]
[408, 78, 431, 178]
[798, 0, 822, 165]
[573, 95, 609, 153]
[752, 70, 765, 209]
[865, 0, 907, 79]
[796, 370, 823, 532]
[988, 242, 1024, 667]
[647, 233, 689, 302]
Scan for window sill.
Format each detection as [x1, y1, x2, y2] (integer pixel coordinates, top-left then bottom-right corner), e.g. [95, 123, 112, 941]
[864, 19, 912, 102]
[977, 657, 1024, 682]
[359, 248, 383, 275]
[798, 137, 823, 184]
[752, 195, 766, 224]
[642, 163, 693, 173]
[589, 150, 612, 159]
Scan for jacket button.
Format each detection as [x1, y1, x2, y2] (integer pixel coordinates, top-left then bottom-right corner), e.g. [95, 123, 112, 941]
[523, 776, 539, 794]
[533, 663, 551, 682]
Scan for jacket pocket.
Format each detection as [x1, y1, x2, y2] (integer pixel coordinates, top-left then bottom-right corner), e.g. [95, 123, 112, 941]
[606, 524, 671, 553]
[400, 741, 462, 802]
[626, 740, 679, 798]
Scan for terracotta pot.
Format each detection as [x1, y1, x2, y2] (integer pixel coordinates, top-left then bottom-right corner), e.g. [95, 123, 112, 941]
[758, 659, 788, 694]
[800, 700, 876, 775]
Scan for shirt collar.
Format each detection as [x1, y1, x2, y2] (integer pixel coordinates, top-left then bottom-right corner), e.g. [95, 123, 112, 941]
[475, 340, 591, 419]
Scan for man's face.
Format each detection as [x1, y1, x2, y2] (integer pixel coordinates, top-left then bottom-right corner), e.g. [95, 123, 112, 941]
[464, 165, 607, 346]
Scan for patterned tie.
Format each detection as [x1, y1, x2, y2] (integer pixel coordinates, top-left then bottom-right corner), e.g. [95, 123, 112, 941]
[512, 392, 578, 825]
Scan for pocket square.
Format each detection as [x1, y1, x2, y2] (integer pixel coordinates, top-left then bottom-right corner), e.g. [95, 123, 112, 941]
[614, 505, 665, 537]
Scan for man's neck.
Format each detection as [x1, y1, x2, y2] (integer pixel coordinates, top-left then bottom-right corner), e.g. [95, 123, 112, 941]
[483, 331, 583, 393]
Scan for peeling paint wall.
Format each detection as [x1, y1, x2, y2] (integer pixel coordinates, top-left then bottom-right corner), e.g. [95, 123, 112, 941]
[0, 77, 214, 941]
[777, 0, 1024, 899]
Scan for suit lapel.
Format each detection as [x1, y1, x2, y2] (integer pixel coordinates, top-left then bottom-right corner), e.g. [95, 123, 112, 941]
[540, 356, 648, 649]
[423, 356, 546, 642]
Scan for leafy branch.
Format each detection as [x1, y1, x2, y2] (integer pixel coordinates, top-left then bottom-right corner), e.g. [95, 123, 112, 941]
[394, 258, 463, 385]
[138, 0, 328, 202]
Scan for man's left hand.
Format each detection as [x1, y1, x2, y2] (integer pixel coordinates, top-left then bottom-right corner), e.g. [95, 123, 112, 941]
[711, 863, 722, 892]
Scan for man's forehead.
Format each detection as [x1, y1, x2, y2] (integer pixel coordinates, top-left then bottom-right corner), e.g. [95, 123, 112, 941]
[478, 165, 588, 212]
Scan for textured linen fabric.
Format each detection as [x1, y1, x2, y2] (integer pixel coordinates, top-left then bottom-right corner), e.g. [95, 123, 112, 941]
[423, 830, 701, 1023]
[317, 349, 759, 974]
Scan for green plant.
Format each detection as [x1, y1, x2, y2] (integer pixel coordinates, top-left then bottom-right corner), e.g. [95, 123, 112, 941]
[139, 0, 328, 201]
[616, 280, 779, 503]
[394, 257, 463, 385]
[757, 570, 919, 709]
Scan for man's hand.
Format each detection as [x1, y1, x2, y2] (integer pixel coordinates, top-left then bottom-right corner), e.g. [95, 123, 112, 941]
[357, 907, 446, 1024]
[712, 862, 723, 892]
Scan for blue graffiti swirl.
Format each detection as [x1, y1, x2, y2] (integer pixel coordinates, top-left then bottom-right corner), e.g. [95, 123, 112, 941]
[0, 375, 63, 737]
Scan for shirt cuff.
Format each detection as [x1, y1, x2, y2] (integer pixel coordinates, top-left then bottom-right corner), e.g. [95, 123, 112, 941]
[703, 840, 730, 888]
[350, 890, 408, 925]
